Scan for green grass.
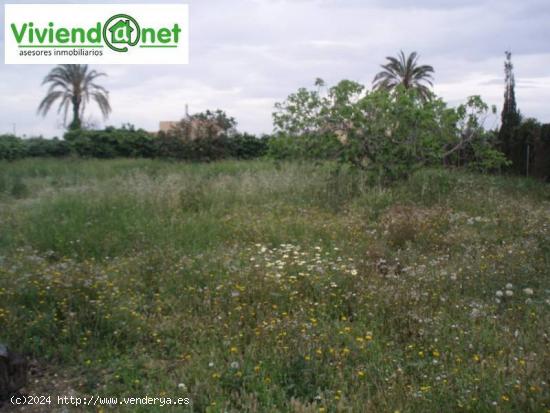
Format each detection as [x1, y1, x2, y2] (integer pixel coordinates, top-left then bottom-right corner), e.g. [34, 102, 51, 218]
[0, 158, 549, 412]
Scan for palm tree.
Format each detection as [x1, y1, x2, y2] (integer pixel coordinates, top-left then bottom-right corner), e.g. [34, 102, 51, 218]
[373, 51, 434, 100]
[38, 64, 111, 130]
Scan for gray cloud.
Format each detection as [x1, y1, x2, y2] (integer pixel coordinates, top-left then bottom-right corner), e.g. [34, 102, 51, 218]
[1, 0, 549, 137]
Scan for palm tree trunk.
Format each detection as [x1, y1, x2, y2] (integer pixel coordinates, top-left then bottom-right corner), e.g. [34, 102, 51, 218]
[70, 96, 81, 130]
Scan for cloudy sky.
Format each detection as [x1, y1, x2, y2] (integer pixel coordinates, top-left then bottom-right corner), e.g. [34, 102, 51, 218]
[1, 0, 549, 137]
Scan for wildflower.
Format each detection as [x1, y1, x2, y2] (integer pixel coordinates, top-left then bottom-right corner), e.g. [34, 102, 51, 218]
[505, 290, 513, 297]
[177, 383, 186, 390]
[506, 283, 513, 289]
[496, 290, 504, 298]
[523, 288, 534, 296]
[230, 361, 239, 369]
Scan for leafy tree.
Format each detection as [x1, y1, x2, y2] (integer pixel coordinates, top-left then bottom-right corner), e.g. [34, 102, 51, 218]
[273, 79, 365, 137]
[38, 64, 111, 130]
[167, 109, 237, 141]
[273, 86, 326, 135]
[445, 96, 509, 171]
[270, 79, 364, 160]
[373, 51, 434, 101]
[335, 87, 453, 181]
[272, 79, 509, 181]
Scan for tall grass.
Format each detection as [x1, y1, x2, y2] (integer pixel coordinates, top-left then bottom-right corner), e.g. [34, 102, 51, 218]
[0, 159, 549, 412]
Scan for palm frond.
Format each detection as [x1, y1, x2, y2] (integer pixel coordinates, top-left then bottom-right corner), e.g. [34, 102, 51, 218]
[38, 64, 111, 127]
[372, 51, 435, 101]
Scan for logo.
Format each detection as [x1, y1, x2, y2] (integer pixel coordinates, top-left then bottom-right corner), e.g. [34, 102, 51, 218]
[4, 4, 189, 64]
[104, 14, 141, 52]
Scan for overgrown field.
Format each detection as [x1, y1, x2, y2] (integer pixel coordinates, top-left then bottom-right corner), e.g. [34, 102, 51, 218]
[0, 159, 549, 412]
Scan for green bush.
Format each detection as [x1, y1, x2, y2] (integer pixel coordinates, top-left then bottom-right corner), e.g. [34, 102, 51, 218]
[267, 132, 342, 160]
[26, 137, 72, 157]
[0, 135, 26, 160]
[228, 133, 269, 159]
[65, 126, 156, 158]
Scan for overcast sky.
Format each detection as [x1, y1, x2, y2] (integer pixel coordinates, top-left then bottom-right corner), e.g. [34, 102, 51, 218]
[1, 0, 549, 137]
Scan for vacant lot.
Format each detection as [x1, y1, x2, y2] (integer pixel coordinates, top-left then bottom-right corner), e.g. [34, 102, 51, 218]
[0, 159, 549, 412]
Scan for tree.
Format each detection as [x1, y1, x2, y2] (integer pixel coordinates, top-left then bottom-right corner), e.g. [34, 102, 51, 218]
[38, 64, 111, 130]
[273, 79, 365, 137]
[272, 79, 509, 181]
[167, 109, 237, 141]
[373, 51, 434, 101]
[444, 96, 508, 171]
[335, 87, 452, 180]
[498, 51, 521, 159]
[273, 86, 326, 135]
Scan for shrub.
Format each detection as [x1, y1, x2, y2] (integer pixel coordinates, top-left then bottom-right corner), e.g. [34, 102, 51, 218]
[65, 126, 156, 158]
[0, 135, 26, 160]
[228, 133, 269, 159]
[155, 111, 267, 161]
[267, 132, 343, 161]
[25, 137, 72, 157]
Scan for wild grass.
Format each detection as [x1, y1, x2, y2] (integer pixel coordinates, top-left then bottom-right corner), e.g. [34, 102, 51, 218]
[0, 158, 549, 412]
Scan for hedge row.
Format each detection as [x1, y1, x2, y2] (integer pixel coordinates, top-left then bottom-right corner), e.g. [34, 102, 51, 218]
[0, 127, 269, 161]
